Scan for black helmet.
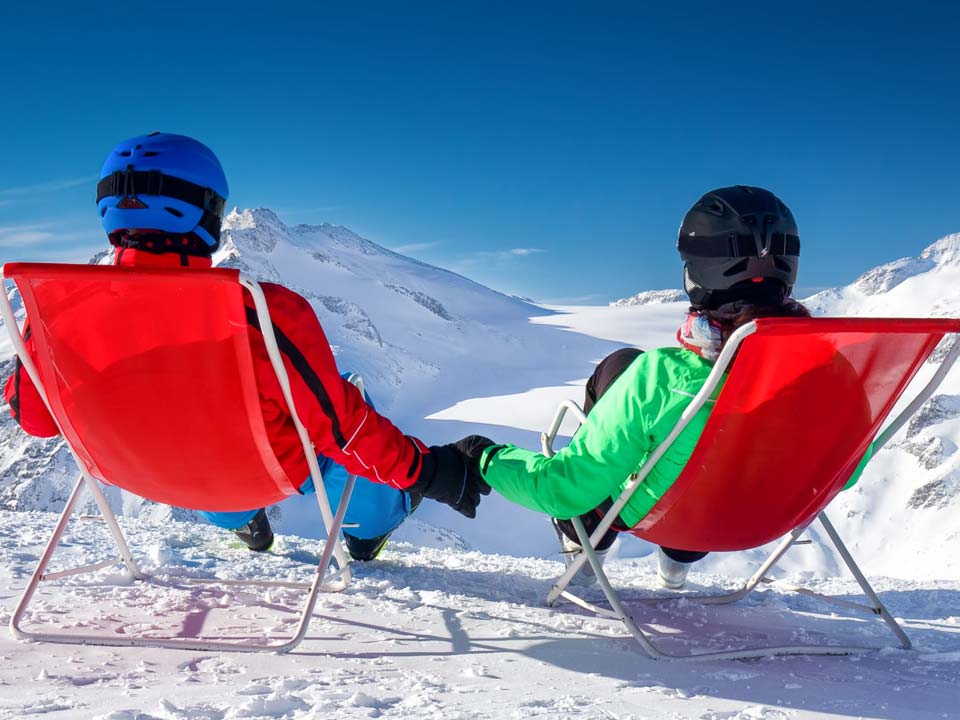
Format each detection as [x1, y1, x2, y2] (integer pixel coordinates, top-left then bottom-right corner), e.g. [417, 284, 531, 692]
[678, 185, 800, 309]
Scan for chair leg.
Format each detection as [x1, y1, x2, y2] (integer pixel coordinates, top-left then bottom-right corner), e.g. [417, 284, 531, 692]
[555, 515, 909, 661]
[568, 516, 671, 660]
[10, 474, 88, 640]
[10, 469, 360, 653]
[817, 512, 911, 649]
[696, 524, 808, 606]
[692, 513, 909, 649]
[80, 471, 144, 580]
[547, 530, 596, 606]
[312, 473, 357, 593]
[269, 468, 359, 652]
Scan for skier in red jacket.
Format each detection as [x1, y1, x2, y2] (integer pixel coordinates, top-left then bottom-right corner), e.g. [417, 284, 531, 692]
[4, 132, 486, 560]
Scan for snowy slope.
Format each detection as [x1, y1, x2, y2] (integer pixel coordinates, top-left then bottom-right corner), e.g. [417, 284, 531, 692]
[1, 509, 959, 720]
[804, 234, 960, 318]
[429, 233, 960, 586]
[4, 221, 960, 571]
[1, 224, 960, 719]
[798, 234, 960, 582]
[0, 209, 619, 553]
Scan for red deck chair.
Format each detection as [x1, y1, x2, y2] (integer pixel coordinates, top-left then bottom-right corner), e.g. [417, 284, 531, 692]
[1, 262, 363, 653]
[541, 317, 960, 661]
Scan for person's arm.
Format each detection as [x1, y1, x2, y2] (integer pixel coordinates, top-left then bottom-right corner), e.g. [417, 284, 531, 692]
[3, 322, 60, 438]
[479, 353, 672, 519]
[251, 284, 483, 516]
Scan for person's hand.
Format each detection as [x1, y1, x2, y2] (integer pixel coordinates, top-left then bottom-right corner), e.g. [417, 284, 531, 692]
[410, 445, 485, 518]
[453, 435, 497, 496]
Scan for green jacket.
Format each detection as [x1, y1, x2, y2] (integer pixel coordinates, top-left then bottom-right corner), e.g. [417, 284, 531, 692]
[479, 347, 868, 527]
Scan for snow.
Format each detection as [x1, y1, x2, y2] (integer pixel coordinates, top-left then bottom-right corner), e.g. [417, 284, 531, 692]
[1, 214, 960, 717]
[2, 510, 959, 719]
[611, 289, 686, 307]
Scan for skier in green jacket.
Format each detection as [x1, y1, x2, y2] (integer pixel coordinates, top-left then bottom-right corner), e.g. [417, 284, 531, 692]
[457, 186, 812, 588]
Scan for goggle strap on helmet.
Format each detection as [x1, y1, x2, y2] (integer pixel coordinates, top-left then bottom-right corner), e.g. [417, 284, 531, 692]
[96, 168, 227, 241]
[196, 212, 224, 243]
[678, 232, 800, 259]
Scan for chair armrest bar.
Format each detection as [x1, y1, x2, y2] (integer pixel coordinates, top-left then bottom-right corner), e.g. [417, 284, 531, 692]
[541, 400, 587, 456]
[873, 334, 960, 452]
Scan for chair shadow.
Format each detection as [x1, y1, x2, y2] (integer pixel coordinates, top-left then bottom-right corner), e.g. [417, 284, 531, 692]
[517, 583, 960, 720]
[28, 553, 958, 720]
[324, 570, 959, 720]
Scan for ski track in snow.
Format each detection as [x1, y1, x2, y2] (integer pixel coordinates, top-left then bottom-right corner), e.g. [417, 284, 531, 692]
[1, 510, 959, 720]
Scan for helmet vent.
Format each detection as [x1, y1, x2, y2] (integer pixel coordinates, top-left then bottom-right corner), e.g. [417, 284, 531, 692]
[722, 259, 749, 277]
[774, 257, 792, 272]
[700, 199, 725, 216]
[143, 151, 159, 157]
[119, 150, 132, 157]
[164, 207, 184, 218]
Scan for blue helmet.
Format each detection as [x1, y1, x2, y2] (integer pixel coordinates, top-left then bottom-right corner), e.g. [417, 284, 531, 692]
[96, 133, 229, 251]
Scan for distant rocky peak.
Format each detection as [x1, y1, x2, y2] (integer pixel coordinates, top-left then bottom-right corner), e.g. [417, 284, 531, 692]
[848, 233, 960, 297]
[221, 208, 292, 254]
[292, 220, 338, 234]
[249, 207, 285, 226]
[850, 256, 935, 296]
[223, 207, 285, 231]
[222, 207, 254, 230]
[611, 289, 686, 307]
[920, 233, 960, 266]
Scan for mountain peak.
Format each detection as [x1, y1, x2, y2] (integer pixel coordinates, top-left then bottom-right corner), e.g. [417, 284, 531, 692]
[223, 207, 287, 232]
[920, 233, 960, 266]
[611, 289, 686, 307]
[845, 232, 960, 297]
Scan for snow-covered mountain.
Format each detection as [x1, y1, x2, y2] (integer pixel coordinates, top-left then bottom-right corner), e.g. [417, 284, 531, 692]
[0, 209, 617, 545]
[3, 223, 960, 719]
[611, 288, 685, 307]
[213, 208, 540, 403]
[804, 233, 960, 318]
[798, 234, 960, 581]
[4, 218, 960, 577]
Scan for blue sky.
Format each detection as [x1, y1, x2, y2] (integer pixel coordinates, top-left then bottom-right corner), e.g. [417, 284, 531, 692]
[1, 2, 958, 303]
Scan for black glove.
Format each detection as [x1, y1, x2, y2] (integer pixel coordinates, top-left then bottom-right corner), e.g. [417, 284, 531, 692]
[453, 435, 498, 496]
[410, 445, 484, 519]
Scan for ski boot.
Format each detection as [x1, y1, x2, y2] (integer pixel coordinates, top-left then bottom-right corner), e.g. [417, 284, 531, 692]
[552, 518, 608, 587]
[233, 509, 274, 552]
[343, 490, 422, 562]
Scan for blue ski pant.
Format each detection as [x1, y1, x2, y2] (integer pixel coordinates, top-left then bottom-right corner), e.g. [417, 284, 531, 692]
[197, 374, 412, 540]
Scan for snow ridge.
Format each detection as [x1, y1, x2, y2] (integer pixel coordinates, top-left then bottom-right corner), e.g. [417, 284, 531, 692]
[798, 232, 960, 581]
[611, 288, 686, 307]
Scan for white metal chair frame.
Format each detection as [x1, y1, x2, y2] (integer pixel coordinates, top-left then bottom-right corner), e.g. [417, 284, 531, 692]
[542, 320, 960, 661]
[1, 269, 360, 653]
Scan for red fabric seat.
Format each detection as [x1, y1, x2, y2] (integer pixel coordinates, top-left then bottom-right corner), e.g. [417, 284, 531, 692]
[630, 317, 960, 551]
[6, 262, 297, 512]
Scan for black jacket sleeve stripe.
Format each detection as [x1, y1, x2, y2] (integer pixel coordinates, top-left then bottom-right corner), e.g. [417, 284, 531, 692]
[405, 436, 421, 479]
[245, 307, 348, 449]
[10, 359, 21, 423]
[9, 326, 31, 426]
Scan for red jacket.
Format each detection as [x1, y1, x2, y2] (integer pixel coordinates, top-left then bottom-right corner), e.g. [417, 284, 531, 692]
[3, 248, 426, 490]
